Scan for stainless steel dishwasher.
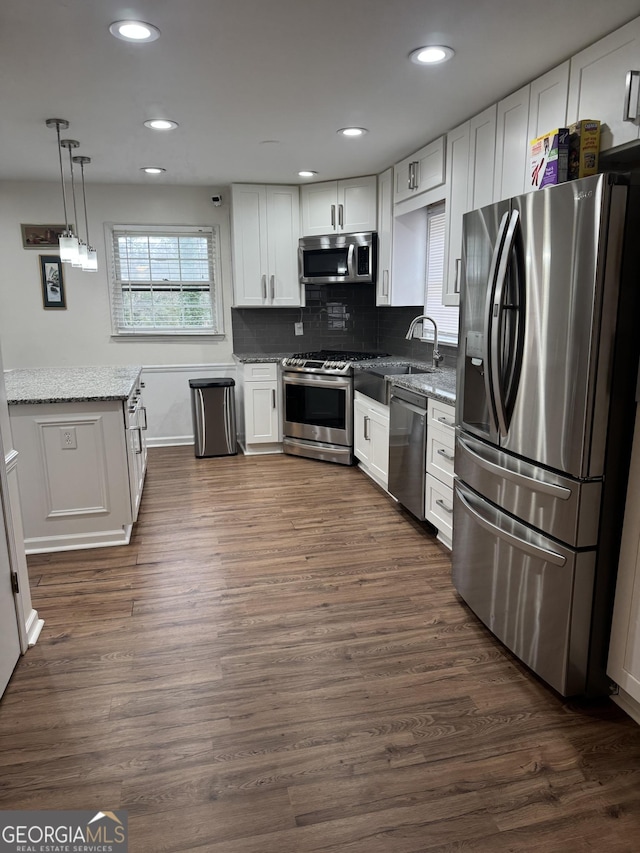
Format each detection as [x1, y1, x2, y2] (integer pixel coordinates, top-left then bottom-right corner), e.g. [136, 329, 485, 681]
[388, 385, 427, 520]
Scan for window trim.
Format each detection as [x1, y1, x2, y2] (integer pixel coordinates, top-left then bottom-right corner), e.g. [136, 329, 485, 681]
[105, 223, 224, 338]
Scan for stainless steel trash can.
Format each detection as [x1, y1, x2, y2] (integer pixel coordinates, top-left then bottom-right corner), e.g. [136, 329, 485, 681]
[189, 378, 237, 458]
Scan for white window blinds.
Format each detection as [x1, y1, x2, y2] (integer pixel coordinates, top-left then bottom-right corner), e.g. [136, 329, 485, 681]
[108, 224, 222, 335]
[424, 203, 459, 344]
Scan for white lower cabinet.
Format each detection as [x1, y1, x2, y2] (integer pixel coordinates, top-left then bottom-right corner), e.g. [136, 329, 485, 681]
[607, 406, 640, 723]
[8, 383, 147, 553]
[236, 362, 282, 455]
[353, 392, 389, 489]
[425, 399, 456, 549]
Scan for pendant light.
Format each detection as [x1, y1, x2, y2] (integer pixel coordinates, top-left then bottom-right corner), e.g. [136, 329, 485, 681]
[46, 118, 79, 263]
[73, 155, 98, 272]
[60, 139, 82, 266]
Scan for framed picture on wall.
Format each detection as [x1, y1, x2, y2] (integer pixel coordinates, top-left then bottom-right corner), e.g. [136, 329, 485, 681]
[39, 255, 66, 309]
[21, 224, 67, 249]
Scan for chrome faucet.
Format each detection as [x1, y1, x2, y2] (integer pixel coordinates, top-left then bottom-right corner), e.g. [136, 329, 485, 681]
[405, 315, 443, 368]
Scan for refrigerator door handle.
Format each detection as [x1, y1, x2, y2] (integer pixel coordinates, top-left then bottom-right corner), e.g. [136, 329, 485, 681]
[483, 211, 510, 433]
[490, 209, 520, 437]
[457, 436, 572, 500]
[455, 482, 567, 567]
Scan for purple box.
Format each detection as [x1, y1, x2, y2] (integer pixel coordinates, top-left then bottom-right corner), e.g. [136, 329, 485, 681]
[529, 128, 569, 190]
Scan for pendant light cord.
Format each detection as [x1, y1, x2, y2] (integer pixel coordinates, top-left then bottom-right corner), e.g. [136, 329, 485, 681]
[68, 147, 79, 238]
[55, 124, 69, 228]
[80, 162, 90, 246]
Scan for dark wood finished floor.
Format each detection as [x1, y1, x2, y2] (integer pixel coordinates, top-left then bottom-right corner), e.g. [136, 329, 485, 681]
[1, 447, 640, 851]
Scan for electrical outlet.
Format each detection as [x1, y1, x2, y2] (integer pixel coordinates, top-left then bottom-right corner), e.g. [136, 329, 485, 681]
[294, 322, 304, 336]
[60, 427, 77, 449]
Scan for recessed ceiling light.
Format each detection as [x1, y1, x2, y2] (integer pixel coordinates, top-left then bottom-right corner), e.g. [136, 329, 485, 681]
[338, 127, 368, 137]
[298, 170, 317, 178]
[109, 20, 161, 43]
[409, 45, 455, 65]
[140, 166, 166, 175]
[143, 119, 179, 131]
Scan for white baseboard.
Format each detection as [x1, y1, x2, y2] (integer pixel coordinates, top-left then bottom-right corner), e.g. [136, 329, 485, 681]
[147, 436, 194, 448]
[25, 608, 44, 647]
[25, 524, 133, 555]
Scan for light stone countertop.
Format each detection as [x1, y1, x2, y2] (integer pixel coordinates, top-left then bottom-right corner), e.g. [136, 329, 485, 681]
[5, 366, 142, 405]
[233, 352, 457, 403]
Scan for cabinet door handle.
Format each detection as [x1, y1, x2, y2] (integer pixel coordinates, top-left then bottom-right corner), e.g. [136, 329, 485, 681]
[140, 406, 148, 430]
[262, 274, 267, 300]
[270, 274, 275, 301]
[437, 416, 454, 427]
[383, 269, 389, 297]
[624, 70, 640, 121]
[331, 204, 336, 228]
[130, 426, 142, 454]
[436, 448, 455, 462]
[364, 415, 370, 440]
[454, 258, 461, 294]
[407, 162, 414, 190]
[272, 389, 276, 409]
[435, 498, 453, 514]
[338, 204, 344, 228]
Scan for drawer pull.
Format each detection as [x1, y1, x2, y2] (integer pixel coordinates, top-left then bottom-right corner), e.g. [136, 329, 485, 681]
[437, 416, 454, 427]
[435, 498, 453, 514]
[436, 448, 454, 462]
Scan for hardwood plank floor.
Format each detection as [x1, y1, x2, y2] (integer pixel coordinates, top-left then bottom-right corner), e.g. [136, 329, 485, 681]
[1, 446, 640, 851]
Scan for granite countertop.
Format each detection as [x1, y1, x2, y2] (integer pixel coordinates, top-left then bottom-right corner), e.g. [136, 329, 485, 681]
[233, 353, 291, 364]
[353, 357, 457, 405]
[5, 366, 142, 405]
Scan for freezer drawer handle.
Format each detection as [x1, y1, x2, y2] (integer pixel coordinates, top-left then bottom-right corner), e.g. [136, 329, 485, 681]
[455, 483, 567, 567]
[436, 448, 455, 462]
[457, 436, 572, 500]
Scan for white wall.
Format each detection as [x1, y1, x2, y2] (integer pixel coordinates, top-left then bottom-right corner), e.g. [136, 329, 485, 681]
[0, 180, 237, 442]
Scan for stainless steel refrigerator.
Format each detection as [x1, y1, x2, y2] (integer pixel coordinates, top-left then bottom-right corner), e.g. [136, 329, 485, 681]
[453, 173, 640, 697]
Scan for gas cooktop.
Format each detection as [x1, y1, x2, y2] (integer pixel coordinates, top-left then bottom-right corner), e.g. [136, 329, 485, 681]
[282, 350, 389, 375]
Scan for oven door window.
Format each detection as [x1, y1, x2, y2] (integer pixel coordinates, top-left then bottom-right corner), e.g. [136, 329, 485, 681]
[285, 383, 346, 429]
[303, 248, 349, 279]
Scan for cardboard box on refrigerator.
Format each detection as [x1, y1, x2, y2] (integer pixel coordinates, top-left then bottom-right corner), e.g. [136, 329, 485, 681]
[568, 120, 601, 180]
[529, 128, 569, 190]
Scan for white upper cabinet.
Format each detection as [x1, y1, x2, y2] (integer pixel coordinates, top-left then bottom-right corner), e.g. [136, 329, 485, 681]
[394, 137, 446, 206]
[494, 85, 531, 201]
[231, 184, 301, 307]
[468, 105, 497, 211]
[525, 62, 570, 192]
[567, 16, 640, 151]
[300, 176, 377, 236]
[376, 168, 425, 307]
[444, 106, 496, 306]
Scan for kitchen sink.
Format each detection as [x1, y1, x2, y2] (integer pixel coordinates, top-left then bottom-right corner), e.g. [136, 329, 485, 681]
[353, 364, 430, 405]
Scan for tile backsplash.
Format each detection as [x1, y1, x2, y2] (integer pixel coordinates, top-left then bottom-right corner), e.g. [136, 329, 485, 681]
[231, 285, 457, 366]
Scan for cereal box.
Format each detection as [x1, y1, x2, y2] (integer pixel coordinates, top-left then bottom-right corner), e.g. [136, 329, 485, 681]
[568, 120, 601, 180]
[529, 128, 569, 190]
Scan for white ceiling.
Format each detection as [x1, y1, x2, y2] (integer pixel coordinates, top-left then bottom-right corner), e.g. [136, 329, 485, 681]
[1, 0, 640, 188]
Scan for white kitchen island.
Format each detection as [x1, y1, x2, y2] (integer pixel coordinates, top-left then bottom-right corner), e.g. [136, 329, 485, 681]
[5, 366, 146, 554]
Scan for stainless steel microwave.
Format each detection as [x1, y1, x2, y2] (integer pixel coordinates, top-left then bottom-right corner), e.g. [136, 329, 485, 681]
[298, 232, 377, 285]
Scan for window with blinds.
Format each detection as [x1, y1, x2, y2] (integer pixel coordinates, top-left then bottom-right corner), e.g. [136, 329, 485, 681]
[107, 224, 223, 335]
[424, 202, 459, 344]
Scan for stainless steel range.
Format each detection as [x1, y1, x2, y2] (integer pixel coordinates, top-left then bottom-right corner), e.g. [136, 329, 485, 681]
[282, 350, 387, 465]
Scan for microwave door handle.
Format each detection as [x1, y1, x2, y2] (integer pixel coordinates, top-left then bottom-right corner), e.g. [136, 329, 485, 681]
[345, 243, 355, 279]
[483, 210, 510, 434]
[490, 209, 520, 438]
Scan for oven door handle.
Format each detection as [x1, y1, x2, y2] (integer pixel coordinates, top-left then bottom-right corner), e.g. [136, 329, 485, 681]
[283, 372, 352, 389]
